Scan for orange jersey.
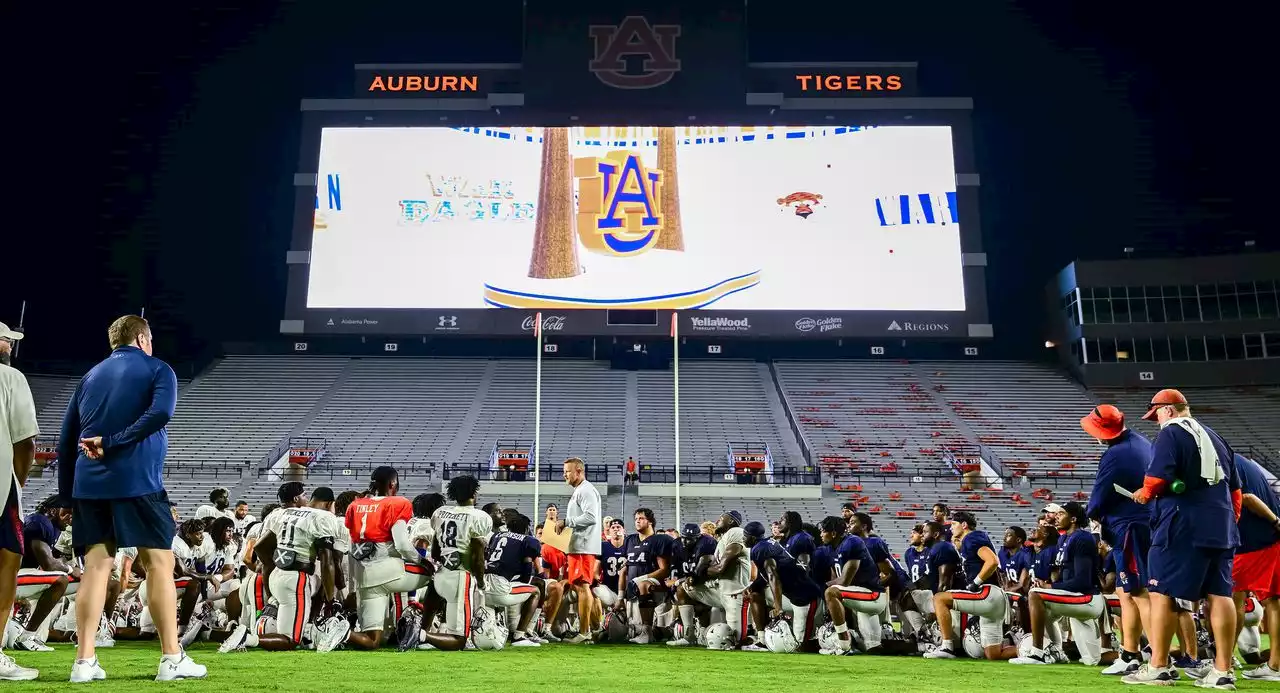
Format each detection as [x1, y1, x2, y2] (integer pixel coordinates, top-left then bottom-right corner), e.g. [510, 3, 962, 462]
[345, 495, 413, 544]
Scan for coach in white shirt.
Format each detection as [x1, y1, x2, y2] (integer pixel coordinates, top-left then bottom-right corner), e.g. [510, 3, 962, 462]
[0, 325, 40, 680]
[557, 457, 601, 644]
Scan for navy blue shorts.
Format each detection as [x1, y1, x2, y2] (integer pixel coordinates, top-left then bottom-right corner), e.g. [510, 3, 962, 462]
[72, 491, 175, 551]
[1117, 524, 1152, 593]
[0, 485, 23, 556]
[1148, 544, 1234, 601]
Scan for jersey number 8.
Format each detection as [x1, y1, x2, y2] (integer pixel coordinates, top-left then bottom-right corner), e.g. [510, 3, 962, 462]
[443, 521, 459, 549]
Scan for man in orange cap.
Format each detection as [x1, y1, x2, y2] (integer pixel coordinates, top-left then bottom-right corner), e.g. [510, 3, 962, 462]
[1123, 389, 1242, 687]
[1080, 404, 1154, 676]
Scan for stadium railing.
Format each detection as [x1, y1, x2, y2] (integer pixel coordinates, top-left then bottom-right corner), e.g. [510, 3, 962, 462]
[827, 471, 1097, 490]
[298, 460, 438, 481]
[163, 463, 249, 480]
[443, 462, 608, 484]
[767, 363, 813, 467]
[637, 464, 820, 486]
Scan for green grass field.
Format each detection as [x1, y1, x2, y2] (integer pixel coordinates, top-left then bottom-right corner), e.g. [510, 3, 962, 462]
[4, 642, 1273, 692]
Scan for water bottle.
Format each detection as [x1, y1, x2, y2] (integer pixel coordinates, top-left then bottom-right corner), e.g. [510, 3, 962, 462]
[1170, 479, 1186, 494]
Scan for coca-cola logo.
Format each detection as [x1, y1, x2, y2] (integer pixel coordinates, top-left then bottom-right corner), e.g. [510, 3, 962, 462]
[521, 315, 567, 331]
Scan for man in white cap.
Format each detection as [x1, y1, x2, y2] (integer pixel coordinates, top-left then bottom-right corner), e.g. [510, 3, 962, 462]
[0, 321, 39, 680]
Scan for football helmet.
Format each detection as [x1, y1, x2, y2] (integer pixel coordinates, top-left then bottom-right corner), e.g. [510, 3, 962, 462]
[603, 610, 630, 644]
[762, 617, 799, 654]
[962, 619, 984, 658]
[816, 622, 842, 653]
[470, 606, 508, 650]
[395, 605, 423, 651]
[704, 623, 737, 651]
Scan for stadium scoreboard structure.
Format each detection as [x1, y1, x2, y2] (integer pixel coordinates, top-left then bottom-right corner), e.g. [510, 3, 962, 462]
[282, 1, 991, 340]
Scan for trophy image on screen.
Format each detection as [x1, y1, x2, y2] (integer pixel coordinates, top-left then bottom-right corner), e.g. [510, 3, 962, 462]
[484, 126, 762, 310]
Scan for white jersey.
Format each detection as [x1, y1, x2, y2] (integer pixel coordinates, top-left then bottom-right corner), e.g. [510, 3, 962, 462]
[209, 541, 240, 575]
[714, 527, 752, 592]
[234, 514, 256, 536]
[263, 506, 350, 563]
[195, 505, 235, 522]
[173, 534, 216, 573]
[431, 505, 492, 573]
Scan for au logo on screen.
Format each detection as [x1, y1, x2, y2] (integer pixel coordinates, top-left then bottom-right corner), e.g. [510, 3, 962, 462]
[573, 151, 665, 255]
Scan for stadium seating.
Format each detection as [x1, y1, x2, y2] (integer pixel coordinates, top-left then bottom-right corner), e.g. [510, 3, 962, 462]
[773, 360, 971, 477]
[165, 356, 350, 465]
[299, 358, 490, 465]
[1091, 385, 1280, 470]
[922, 361, 1099, 479]
[24, 375, 77, 439]
[634, 361, 801, 469]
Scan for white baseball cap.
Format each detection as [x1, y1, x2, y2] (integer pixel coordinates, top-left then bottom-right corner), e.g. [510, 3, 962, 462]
[1042, 503, 1065, 514]
[0, 322, 22, 341]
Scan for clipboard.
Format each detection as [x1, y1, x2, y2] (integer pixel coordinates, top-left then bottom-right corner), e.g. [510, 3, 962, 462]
[540, 522, 574, 553]
[1113, 484, 1135, 499]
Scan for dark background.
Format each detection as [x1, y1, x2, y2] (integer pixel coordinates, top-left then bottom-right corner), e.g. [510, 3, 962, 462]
[3, 2, 1265, 369]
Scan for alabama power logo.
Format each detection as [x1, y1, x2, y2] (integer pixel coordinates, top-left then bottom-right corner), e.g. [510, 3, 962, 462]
[588, 16, 681, 89]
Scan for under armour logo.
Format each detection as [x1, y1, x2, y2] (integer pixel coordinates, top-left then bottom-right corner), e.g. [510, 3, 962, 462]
[438, 315, 457, 328]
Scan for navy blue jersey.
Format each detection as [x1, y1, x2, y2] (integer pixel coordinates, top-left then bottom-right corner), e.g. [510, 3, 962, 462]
[903, 545, 930, 586]
[1031, 547, 1055, 581]
[834, 535, 882, 591]
[674, 535, 717, 580]
[1086, 430, 1155, 546]
[1052, 529, 1101, 594]
[600, 539, 628, 592]
[1101, 549, 1118, 578]
[783, 532, 816, 561]
[624, 532, 676, 581]
[751, 540, 823, 605]
[809, 545, 836, 584]
[21, 514, 61, 570]
[1235, 454, 1280, 553]
[958, 531, 997, 586]
[485, 531, 540, 581]
[997, 546, 1032, 587]
[863, 535, 909, 591]
[925, 540, 961, 592]
[1148, 421, 1241, 550]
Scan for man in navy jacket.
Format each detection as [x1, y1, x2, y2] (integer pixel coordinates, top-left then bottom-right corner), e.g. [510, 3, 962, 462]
[58, 316, 206, 683]
[1081, 404, 1153, 675]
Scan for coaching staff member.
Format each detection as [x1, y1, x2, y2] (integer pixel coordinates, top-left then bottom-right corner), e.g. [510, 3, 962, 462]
[1127, 389, 1240, 688]
[558, 457, 601, 644]
[57, 316, 206, 682]
[0, 324, 39, 681]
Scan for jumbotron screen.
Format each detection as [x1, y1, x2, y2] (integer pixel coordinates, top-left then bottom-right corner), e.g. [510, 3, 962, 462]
[306, 126, 965, 312]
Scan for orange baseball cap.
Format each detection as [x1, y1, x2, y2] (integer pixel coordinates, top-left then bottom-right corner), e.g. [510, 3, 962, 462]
[1080, 404, 1126, 440]
[1141, 388, 1188, 420]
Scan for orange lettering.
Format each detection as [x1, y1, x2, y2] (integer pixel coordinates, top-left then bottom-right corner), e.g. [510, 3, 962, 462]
[824, 75, 842, 91]
[460, 75, 478, 91]
[795, 74, 812, 91]
[865, 74, 883, 90]
[844, 75, 862, 90]
[405, 75, 422, 91]
[441, 75, 459, 90]
[368, 75, 386, 91]
[387, 75, 404, 91]
[886, 75, 902, 91]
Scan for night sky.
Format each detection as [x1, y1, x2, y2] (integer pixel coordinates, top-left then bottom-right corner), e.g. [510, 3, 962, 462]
[4, 2, 1264, 368]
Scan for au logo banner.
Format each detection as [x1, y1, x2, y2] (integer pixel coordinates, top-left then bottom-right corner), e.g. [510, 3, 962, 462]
[523, 0, 745, 109]
[573, 150, 665, 255]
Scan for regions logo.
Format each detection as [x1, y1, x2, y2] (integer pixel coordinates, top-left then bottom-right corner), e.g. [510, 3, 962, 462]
[521, 315, 567, 332]
[887, 320, 950, 333]
[795, 317, 843, 333]
[573, 151, 665, 256]
[690, 317, 751, 332]
[588, 16, 681, 89]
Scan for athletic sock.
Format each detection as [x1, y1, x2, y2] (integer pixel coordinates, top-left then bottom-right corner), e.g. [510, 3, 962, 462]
[679, 606, 697, 635]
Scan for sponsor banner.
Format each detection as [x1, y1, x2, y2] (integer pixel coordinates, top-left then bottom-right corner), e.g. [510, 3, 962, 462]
[353, 64, 522, 98]
[522, 0, 746, 109]
[305, 309, 966, 337]
[749, 63, 918, 98]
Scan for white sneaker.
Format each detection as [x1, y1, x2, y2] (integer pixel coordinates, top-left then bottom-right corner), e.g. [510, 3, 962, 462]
[1, 621, 20, 649]
[923, 646, 957, 659]
[510, 638, 541, 647]
[1243, 664, 1280, 681]
[666, 637, 692, 647]
[53, 602, 78, 632]
[314, 616, 350, 653]
[1103, 658, 1142, 676]
[741, 643, 769, 652]
[12, 631, 54, 652]
[416, 642, 437, 650]
[1193, 668, 1237, 690]
[0, 652, 38, 681]
[218, 624, 252, 653]
[69, 658, 105, 684]
[562, 633, 591, 644]
[155, 653, 206, 681]
[1122, 663, 1177, 686]
[628, 632, 651, 645]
